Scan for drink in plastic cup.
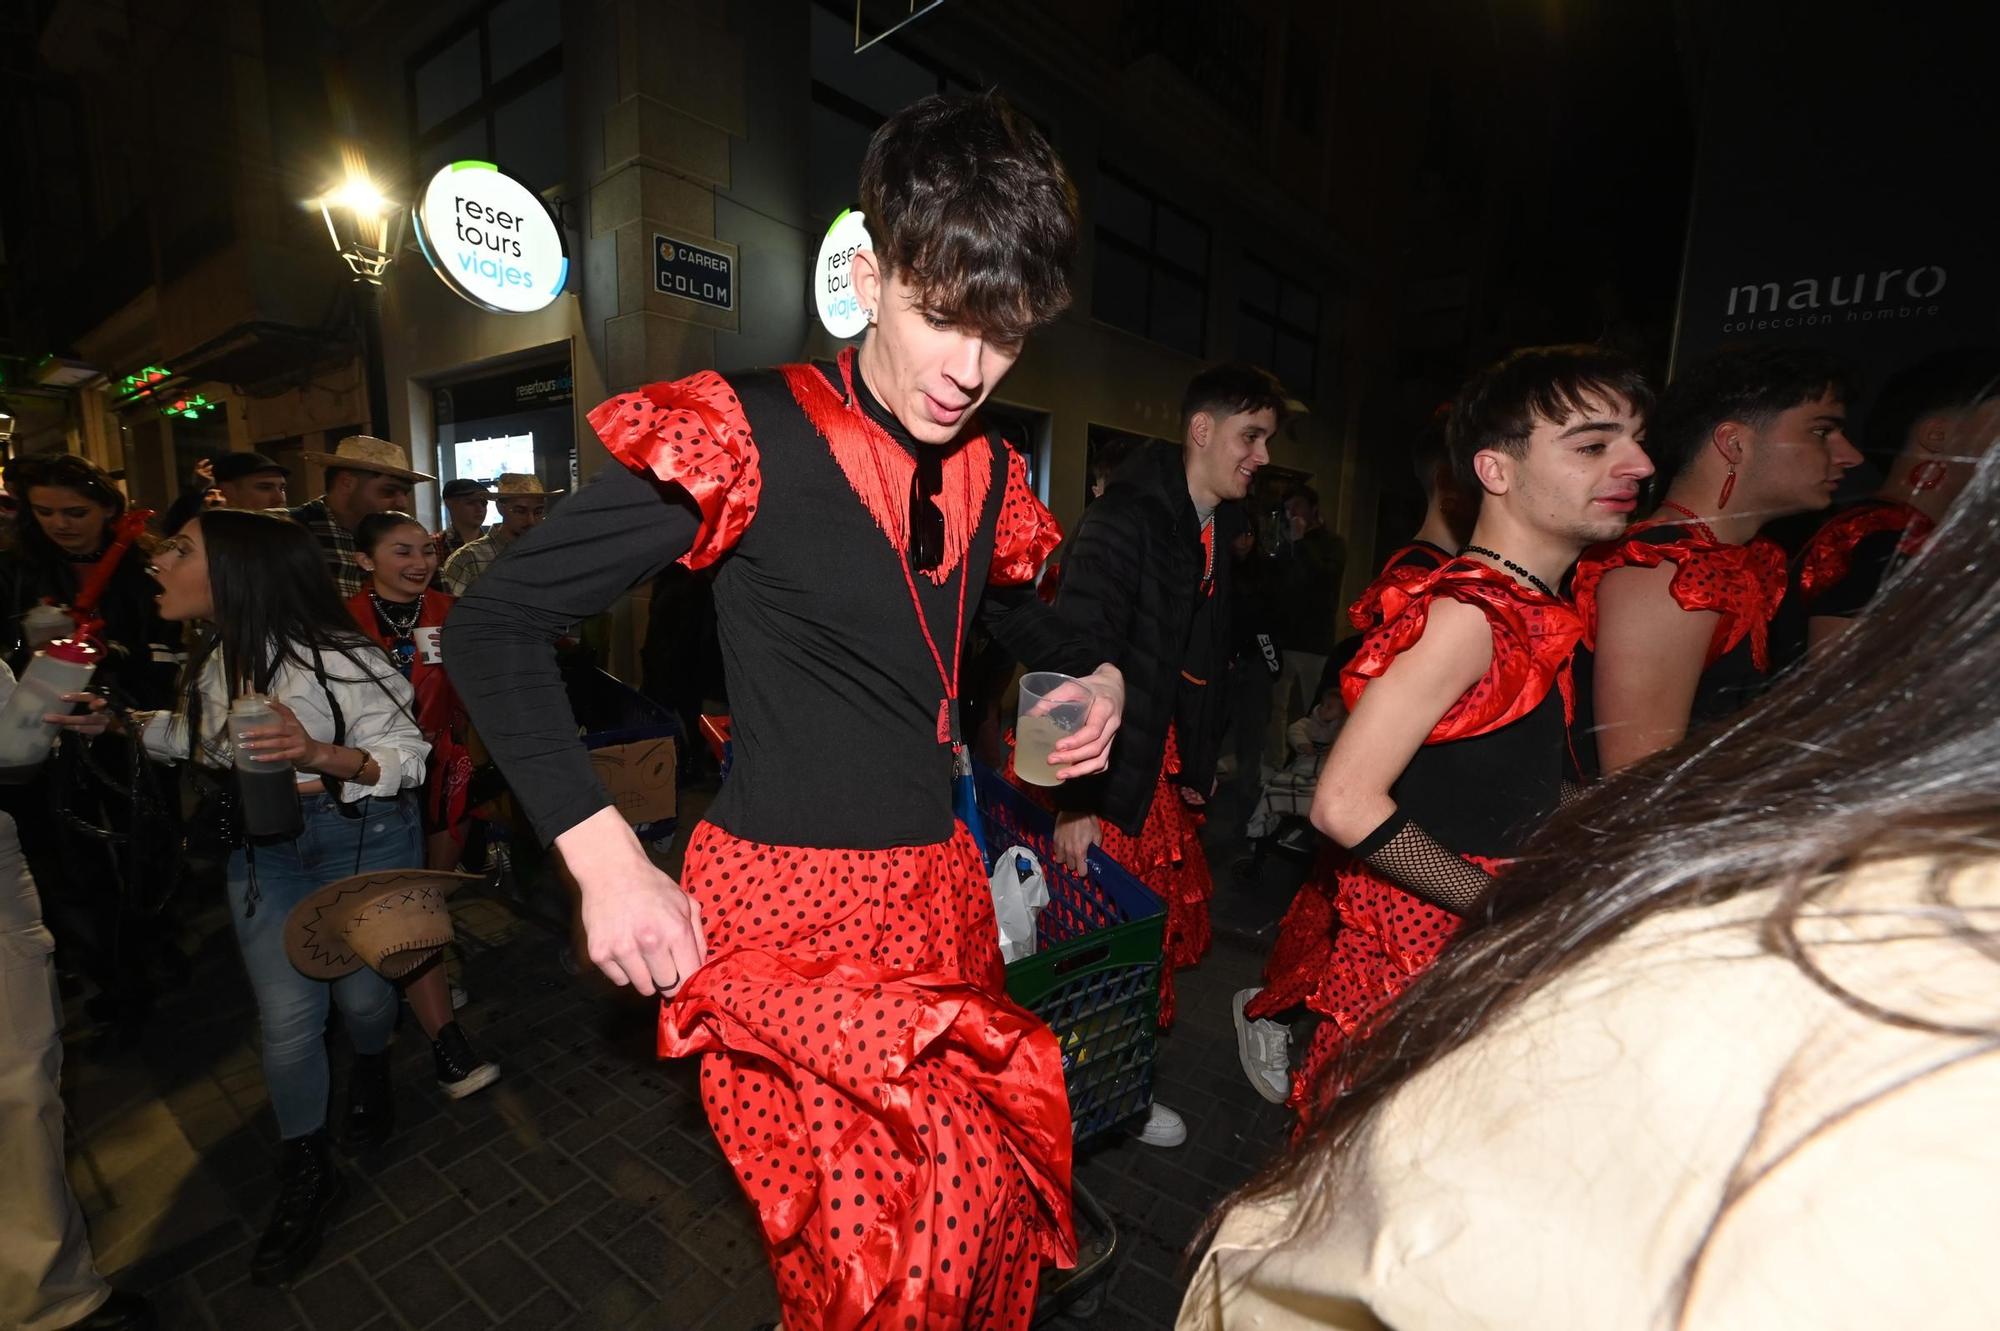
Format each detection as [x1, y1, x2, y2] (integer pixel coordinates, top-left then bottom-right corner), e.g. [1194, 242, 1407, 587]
[1015, 671, 1090, 786]
[228, 696, 304, 839]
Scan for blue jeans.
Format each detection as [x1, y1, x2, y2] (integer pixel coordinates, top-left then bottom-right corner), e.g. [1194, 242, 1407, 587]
[226, 792, 421, 1140]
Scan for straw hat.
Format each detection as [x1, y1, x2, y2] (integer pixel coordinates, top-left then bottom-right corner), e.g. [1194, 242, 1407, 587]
[301, 435, 435, 485]
[285, 868, 482, 981]
[493, 471, 563, 498]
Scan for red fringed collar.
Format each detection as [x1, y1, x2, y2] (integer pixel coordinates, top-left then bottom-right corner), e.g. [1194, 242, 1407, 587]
[781, 349, 992, 584]
[1797, 500, 1934, 604]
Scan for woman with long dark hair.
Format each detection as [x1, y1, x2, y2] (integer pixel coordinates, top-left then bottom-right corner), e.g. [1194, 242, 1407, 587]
[1181, 433, 2000, 1326]
[62, 508, 429, 1286]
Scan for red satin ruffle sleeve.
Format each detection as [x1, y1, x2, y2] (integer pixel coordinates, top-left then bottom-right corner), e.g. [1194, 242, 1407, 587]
[988, 446, 1063, 587]
[1340, 559, 1581, 742]
[1796, 501, 1932, 604]
[1572, 533, 1788, 670]
[586, 371, 762, 569]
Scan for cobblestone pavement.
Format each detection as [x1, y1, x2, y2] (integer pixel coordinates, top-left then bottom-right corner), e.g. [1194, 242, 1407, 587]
[64, 799, 1303, 1330]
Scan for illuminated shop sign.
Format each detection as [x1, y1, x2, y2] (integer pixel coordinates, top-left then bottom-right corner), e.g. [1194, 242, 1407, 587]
[412, 161, 569, 314]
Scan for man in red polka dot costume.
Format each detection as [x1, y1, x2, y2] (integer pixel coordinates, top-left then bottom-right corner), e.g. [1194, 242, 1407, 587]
[1239, 346, 1655, 1124]
[446, 93, 1129, 1330]
[1576, 347, 1861, 775]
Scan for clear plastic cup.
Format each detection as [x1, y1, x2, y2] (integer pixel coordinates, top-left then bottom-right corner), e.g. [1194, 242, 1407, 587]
[1014, 671, 1091, 787]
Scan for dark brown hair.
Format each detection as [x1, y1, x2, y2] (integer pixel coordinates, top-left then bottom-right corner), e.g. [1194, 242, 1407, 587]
[858, 91, 1078, 344]
[5, 453, 129, 564]
[353, 510, 430, 556]
[1446, 344, 1654, 495]
[1181, 362, 1291, 431]
[1212, 431, 2000, 1317]
[1647, 345, 1858, 483]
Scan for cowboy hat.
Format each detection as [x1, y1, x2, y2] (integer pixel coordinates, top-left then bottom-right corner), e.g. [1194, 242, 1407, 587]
[493, 471, 563, 498]
[285, 868, 482, 981]
[301, 435, 436, 485]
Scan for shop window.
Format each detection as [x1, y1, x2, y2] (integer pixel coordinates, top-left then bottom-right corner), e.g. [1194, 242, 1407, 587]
[409, 0, 564, 191]
[451, 433, 537, 482]
[1237, 254, 1319, 397]
[432, 355, 575, 522]
[1093, 168, 1209, 357]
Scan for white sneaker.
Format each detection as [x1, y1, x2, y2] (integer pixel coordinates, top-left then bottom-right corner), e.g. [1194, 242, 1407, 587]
[1131, 1101, 1187, 1147]
[1233, 988, 1292, 1104]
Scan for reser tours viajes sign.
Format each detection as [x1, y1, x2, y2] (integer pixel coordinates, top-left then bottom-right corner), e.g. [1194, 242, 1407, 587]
[413, 160, 568, 314]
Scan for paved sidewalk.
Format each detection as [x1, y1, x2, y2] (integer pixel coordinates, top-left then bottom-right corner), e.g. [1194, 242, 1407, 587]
[65, 811, 1301, 1330]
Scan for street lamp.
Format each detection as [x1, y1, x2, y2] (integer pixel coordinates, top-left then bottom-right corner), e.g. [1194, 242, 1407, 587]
[314, 149, 405, 437]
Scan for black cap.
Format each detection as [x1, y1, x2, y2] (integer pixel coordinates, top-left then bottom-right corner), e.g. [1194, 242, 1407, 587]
[442, 478, 496, 499]
[211, 452, 288, 484]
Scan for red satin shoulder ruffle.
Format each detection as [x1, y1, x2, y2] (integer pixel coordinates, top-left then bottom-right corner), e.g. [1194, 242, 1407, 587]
[1572, 531, 1788, 669]
[989, 447, 1063, 587]
[587, 371, 762, 570]
[1796, 500, 1933, 604]
[1340, 558, 1581, 742]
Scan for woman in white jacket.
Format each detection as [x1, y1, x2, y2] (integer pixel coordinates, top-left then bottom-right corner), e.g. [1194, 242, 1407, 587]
[63, 508, 428, 1287]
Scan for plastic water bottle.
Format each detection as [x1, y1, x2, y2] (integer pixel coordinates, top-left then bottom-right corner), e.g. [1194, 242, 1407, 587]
[0, 637, 102, 782]
[228, 696, 303, 839]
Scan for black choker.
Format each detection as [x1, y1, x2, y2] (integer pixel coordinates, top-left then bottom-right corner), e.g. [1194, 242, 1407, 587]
[1461, 545, 1556, 600]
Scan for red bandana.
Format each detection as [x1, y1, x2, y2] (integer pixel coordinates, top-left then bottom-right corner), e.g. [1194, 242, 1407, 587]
[781, 349, 992, 584]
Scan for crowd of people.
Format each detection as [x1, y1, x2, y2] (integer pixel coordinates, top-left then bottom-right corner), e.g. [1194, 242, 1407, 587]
[1, 436, 511, 1327]
[1, 86, 1995, 1331]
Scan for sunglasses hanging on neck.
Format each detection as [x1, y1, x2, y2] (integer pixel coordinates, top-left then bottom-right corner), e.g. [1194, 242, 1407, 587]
[908, 445, 945, 572]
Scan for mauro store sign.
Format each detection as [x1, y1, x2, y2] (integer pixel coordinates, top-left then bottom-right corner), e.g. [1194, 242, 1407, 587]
[413, 160, 569, 314]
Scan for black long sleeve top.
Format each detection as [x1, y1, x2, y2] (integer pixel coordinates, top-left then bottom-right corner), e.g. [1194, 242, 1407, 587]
[444, 363, 1100, 849]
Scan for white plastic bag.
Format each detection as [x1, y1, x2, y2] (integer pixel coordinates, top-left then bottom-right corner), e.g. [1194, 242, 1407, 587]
[989, 845, 1050, 964]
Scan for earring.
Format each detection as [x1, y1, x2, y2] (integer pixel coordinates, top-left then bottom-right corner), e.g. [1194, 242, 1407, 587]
[1711, 437, 1738, 509]
[1909, 459, 1948, 492]
[864, 307, 877, 324]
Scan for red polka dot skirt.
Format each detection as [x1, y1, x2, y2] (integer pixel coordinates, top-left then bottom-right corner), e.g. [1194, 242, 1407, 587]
[1251, 846, 1503, 1129]
[1092, 729, 1212, 1028]
[658, 821, 1077, 1331]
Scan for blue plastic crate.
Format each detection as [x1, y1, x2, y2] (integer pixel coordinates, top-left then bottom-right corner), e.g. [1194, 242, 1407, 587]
[976, 764, 1165, 1146]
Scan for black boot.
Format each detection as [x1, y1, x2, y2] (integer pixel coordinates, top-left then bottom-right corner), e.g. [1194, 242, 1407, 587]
[340, 1049, 395, 1152]
[251, 1131, 347, 1286]
[432, 1022, 501, 1100]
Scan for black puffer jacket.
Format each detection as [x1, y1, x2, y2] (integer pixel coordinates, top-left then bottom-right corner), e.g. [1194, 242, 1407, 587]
[1050, 441, 1238, 835]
